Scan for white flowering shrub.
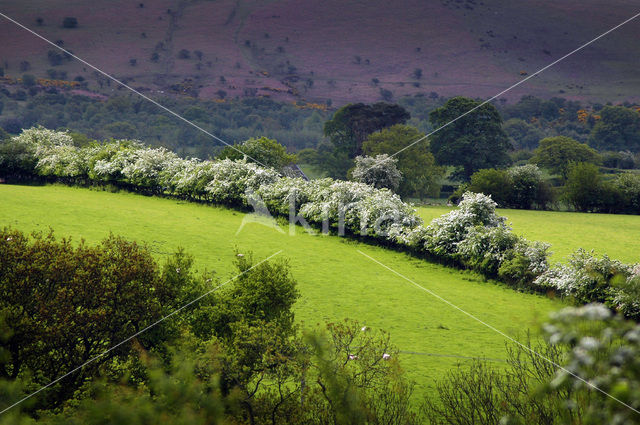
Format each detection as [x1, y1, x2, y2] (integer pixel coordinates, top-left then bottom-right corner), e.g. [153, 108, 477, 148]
[542, 304, 640, 424]
[507, 164, 544, 209]
[256, 177, 316, 216]
[163, 158, 210, 199]
[351, 154, 402, 192]
[91, 141, 145, 183]
[119, 147, 180, 190]
[535, 249, 636, 308]
[36, 144, 84, 177]
[457, 226, 519, 274]
[496, 239, 552, 288]
[204, 159, 279, 206]
[424, 192, 507, 258]
[292, 179, 420, 236]
[13, 127, 74, 158]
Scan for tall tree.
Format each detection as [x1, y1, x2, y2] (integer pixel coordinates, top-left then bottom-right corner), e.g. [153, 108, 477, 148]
[363, 124, 444, 198]
[429, 97, 511, 180]
[323, 102, 410, 163]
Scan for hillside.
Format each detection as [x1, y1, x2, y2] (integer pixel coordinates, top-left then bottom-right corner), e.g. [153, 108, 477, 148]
[1, 0, 639, 106]
[0, 183, 562, 397]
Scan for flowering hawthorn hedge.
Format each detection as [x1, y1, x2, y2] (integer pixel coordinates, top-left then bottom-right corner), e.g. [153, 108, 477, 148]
[3, 127, 639, 318]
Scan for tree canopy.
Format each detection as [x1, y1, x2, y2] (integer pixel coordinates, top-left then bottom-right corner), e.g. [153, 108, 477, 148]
[317, 102, 410, 178]
[428, 97, 511, 180]
[217, 136, 296, 170]
[590, 105, 640, 151]
[531, 136, 601, 179]
[324, 102, 410, 158]
[363, 124, 443, 198]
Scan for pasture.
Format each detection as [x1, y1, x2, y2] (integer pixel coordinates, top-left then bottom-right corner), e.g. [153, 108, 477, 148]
[0, 184, 563, 397]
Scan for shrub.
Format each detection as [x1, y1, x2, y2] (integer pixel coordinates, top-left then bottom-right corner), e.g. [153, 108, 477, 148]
[534, 249, 634, 306]
[350, 154, 402, 191]
[498, 240, 551, 287]
[468, 169, 512, 206]
[0, 229, 190, 407]
[62, 17, 78, 28]
[507, 164, 548, 209]
[564, 162, 603, 212]
[611, 173, 640, 214]
[18, 126, 640, 320]
[424, 192, 506, 258]
[217, 136, 296, 170]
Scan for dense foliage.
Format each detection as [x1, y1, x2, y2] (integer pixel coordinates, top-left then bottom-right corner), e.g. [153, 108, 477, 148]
[362, 124, 444, 198]
[217, 136, 297, 170]
[531, 136, 601, 180]
[429, 97, 511, 180]
[0, 229, 188, 408]
[0, 91, 328, 158]
[466, 165, 553, 209]
[350, 154, 402, 192]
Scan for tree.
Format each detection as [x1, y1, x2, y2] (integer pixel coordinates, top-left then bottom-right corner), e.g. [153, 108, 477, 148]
[503, 118, 546, 150]
[217, 136, 296, 170]
[21, 74, 36, 87]
[363, 124, 444, 198]
[429, 97, 511, 180]
[0, 138, 38, 178]
[324, 102, 410, 159]
[590, 105, 640, 151]
[564, 162, 603, 212]
[468, 169, 512, 206]
[507, 164, 552, 209]
[62, 17, 78, 28]
[531, 136, 601, 179]
[350, 154, 402, 191]
[0, 229, 194, 408]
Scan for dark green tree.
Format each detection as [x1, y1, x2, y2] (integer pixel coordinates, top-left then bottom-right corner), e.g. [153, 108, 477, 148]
[468, 169, 513, 206]
[0, 229, 196, 408]
[323, 102, 410, 177]
[429, 97, 511, 180]
[564, 162, 603, 212]
[531, 136, 600, 180]
[590, 105, 640, 151]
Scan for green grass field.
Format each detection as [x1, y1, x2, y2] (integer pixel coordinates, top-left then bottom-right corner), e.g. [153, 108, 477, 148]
[418, 206, 640, 264]
[0, 184, 563, 399]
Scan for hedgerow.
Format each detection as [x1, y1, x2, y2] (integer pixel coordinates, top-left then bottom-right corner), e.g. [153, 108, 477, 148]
[2, 127, 639, 318]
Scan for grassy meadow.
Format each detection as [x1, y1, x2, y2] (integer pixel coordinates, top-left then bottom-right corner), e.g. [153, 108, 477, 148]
[418, 205, 640, 264]
[0, 184, 565, 398]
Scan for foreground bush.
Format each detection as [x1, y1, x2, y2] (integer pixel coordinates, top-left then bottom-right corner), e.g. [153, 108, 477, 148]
[426, 304, 640, 424]
[0, 228, 196, 409]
